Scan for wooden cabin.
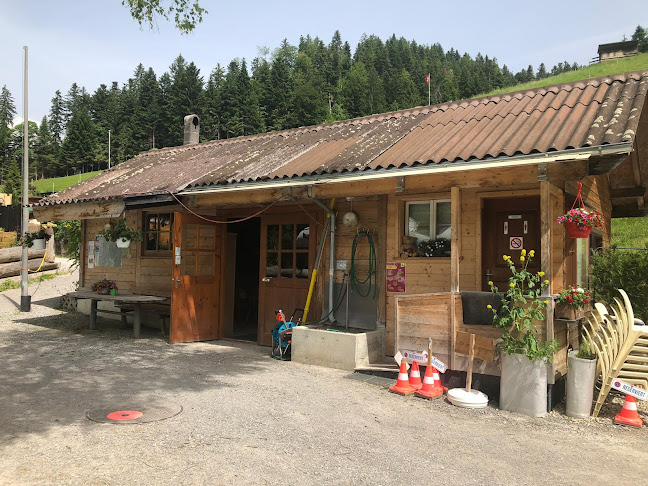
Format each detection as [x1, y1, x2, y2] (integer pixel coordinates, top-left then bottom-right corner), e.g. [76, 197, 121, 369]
[34, 71, 648, 394]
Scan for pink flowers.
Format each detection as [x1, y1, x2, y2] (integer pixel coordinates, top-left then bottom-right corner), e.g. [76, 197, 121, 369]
[557, 207, 605, 228]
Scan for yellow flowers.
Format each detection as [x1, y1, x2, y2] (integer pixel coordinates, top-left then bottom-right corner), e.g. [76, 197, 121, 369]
[502, 255, 511, 262]
[538, 271, 545, 277]
[488, 280, 493, 286]
[529, 250, 535, 257]
[521, 249, 526, 256]
[520, 256, 525, 262]
[487, 304, 492, 309]
[509, 283, 515, 288]
[544, 300, 549, 305]
[544, 280, 549, 285]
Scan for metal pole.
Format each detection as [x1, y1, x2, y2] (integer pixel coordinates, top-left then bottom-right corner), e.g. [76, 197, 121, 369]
[108, 129, 111, 169]
[21, 46, 30, 312]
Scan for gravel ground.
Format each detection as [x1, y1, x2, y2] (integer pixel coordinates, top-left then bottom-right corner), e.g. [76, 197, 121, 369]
[1, 270, 647, 485]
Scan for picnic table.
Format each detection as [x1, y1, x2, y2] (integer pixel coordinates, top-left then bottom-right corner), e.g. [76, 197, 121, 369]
[67, 290, 169, 338]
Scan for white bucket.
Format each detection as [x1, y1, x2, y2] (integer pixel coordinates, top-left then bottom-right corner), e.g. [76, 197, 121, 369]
[499, 353, 548, 417]
[116, 238, 131, 248]
[31, 238, 46, 250]
[566, 350, 597, 418]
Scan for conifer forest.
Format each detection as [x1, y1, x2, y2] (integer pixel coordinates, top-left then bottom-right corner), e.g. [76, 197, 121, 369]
[0, 31, 582, 185]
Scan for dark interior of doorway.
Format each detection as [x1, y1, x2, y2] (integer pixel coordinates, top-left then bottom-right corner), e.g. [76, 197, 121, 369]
[230, 217, 260, 341]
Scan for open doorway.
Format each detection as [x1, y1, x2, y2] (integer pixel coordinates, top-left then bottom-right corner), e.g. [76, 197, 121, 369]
[225, 218, 261, 341]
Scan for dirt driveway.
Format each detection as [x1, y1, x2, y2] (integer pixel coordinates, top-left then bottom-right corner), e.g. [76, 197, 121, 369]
[1, 273, 647, 485]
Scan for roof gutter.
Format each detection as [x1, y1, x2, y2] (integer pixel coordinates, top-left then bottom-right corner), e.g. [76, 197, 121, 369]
[177, 143, 633, 196]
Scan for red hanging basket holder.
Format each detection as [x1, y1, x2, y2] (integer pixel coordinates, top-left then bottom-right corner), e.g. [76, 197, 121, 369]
[565, 221, 591, 238]
[557, 182, 605, 239]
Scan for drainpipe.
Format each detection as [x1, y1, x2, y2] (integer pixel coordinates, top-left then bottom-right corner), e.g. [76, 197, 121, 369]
[310, 198, 336, 323]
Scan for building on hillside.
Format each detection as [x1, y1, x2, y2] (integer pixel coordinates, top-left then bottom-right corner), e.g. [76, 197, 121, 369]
[598, 40, 639, 62]
[34, 71, 648, 407]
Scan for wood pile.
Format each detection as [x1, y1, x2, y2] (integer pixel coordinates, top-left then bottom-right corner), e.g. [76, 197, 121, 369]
[0, 246, 58, 278]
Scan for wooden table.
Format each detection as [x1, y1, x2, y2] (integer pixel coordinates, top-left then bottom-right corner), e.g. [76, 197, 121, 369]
[67, 291, 169, 338]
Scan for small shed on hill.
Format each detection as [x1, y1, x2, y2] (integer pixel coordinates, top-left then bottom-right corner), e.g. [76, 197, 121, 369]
[34, 71, 648, 392]
[598, 40, 640, 62]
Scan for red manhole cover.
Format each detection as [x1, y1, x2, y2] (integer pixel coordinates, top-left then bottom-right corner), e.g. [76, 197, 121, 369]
[106, 410, 144, 421]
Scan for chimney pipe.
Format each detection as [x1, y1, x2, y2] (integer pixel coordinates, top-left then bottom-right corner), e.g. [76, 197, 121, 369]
[183, 114, 200, 145]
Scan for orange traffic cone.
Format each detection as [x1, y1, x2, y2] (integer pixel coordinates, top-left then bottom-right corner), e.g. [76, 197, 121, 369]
[415, 365, 444, 399]
[614, 395, 643, 427]
[389, 359, 416, 395]
[409, 361, 423, 390]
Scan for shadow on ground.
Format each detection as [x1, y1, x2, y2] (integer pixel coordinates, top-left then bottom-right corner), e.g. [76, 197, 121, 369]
[1, 309, 273, 445]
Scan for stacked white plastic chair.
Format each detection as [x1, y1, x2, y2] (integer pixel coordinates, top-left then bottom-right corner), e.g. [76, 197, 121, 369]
[582, 289, 648, 418]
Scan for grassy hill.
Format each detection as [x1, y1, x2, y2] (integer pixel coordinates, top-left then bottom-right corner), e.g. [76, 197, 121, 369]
[32, 171, 102, 195]
[480, 53, 648, 98]
[611, 217, 648, 248]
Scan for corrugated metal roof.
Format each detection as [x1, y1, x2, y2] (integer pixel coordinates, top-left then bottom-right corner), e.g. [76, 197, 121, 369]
[40, 70, 648, 206]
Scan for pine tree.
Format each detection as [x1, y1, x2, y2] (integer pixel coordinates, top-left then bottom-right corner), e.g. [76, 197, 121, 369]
[632, 25, 648, 52]
[61, 109, 98, 174]
[0, 85, 17, 183]
[340, 61, 371, 117]
[2, 160, 21, 205]
[33, 117, 56, 179]
[537, 63, 548, 79]
[49, 90, 65, 148]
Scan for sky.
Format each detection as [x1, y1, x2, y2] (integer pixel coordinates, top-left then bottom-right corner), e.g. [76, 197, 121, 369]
[1, 0, 646, 125]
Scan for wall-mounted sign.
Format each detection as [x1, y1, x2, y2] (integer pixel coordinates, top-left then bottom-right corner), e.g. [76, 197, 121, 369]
[509, 237, 523, 250]
[386, 262, 406, 293]
[508, 215, 522, 219]
[503, 222, 508, 235]
[524, 221, 528, 234]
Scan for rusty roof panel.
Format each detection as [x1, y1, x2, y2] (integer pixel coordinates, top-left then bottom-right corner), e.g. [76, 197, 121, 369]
[41, 70, 648, 205]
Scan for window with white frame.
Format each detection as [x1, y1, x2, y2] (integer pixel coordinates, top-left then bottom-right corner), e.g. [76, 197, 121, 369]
[405, 200, 451, 256]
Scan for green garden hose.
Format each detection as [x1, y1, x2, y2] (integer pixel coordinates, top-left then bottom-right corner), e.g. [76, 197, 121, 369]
[350, 230, 377, 299]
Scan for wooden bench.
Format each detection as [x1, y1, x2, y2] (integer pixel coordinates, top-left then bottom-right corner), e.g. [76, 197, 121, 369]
[115, 302, 171, 337]
[67, 291, 168, 338]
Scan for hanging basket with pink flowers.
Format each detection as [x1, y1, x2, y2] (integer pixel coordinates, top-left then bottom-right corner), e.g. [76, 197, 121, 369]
[557, 182, 605, 238]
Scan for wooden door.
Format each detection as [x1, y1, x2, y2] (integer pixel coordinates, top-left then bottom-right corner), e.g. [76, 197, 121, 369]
[482, 197, 541, 291]
[171, 212, 223, 343]
[258, 214, 315, 346]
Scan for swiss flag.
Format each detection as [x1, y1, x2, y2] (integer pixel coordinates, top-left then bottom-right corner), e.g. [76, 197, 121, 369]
[425, 74, 430, 85]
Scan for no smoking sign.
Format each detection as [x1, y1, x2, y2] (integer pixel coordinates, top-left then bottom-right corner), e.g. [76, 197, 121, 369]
[509, 237, 523, 250]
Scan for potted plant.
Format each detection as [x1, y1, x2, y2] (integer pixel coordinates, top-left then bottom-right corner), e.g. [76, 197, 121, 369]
[565, 340, 597, 418]
[418, 237, 451, 257]
[98, 219, 142, 248]
[20, 228, 52, 250]
[488, 249, 558, 417]
[555, 285, 591, 320]
[557, 207, 605, 238]
[91, 278, 118, 295]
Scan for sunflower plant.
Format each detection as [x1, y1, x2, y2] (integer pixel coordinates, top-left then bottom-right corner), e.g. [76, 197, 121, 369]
[487, 249, 558, 361]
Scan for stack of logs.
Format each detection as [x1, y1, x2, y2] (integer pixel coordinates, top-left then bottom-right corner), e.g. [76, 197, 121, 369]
[0, 247, 59, 278]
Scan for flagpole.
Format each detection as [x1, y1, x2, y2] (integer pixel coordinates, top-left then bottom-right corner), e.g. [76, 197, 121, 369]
[428, 72, 431, 106]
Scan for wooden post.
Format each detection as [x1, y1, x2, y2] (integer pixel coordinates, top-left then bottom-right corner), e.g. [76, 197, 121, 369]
[466, 333, 475, 392]
[377, 195, 388, 329]
[540, 181, 555, 385]
[134, 304, 142, 338]
[450, 186, 461, 369]
[90, 299, 97, 330]
[427, 338, 432, 366]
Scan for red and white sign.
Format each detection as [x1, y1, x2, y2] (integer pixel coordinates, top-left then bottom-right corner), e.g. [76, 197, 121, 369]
[523, 221, 528, 234]
[402, 350, 429, 363]
[430, 356, 447, 373]
[612, 380, 648, 401]
[503, 222, 508, 235]
[509, 237, 523, 250]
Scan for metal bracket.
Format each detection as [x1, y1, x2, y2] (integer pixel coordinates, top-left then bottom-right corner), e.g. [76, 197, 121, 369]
[537, 163, 548, 182]
[396, 176, 405, 193]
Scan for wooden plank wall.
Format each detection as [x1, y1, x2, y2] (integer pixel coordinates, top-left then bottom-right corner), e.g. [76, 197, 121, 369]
[82, 210, 172, 297]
